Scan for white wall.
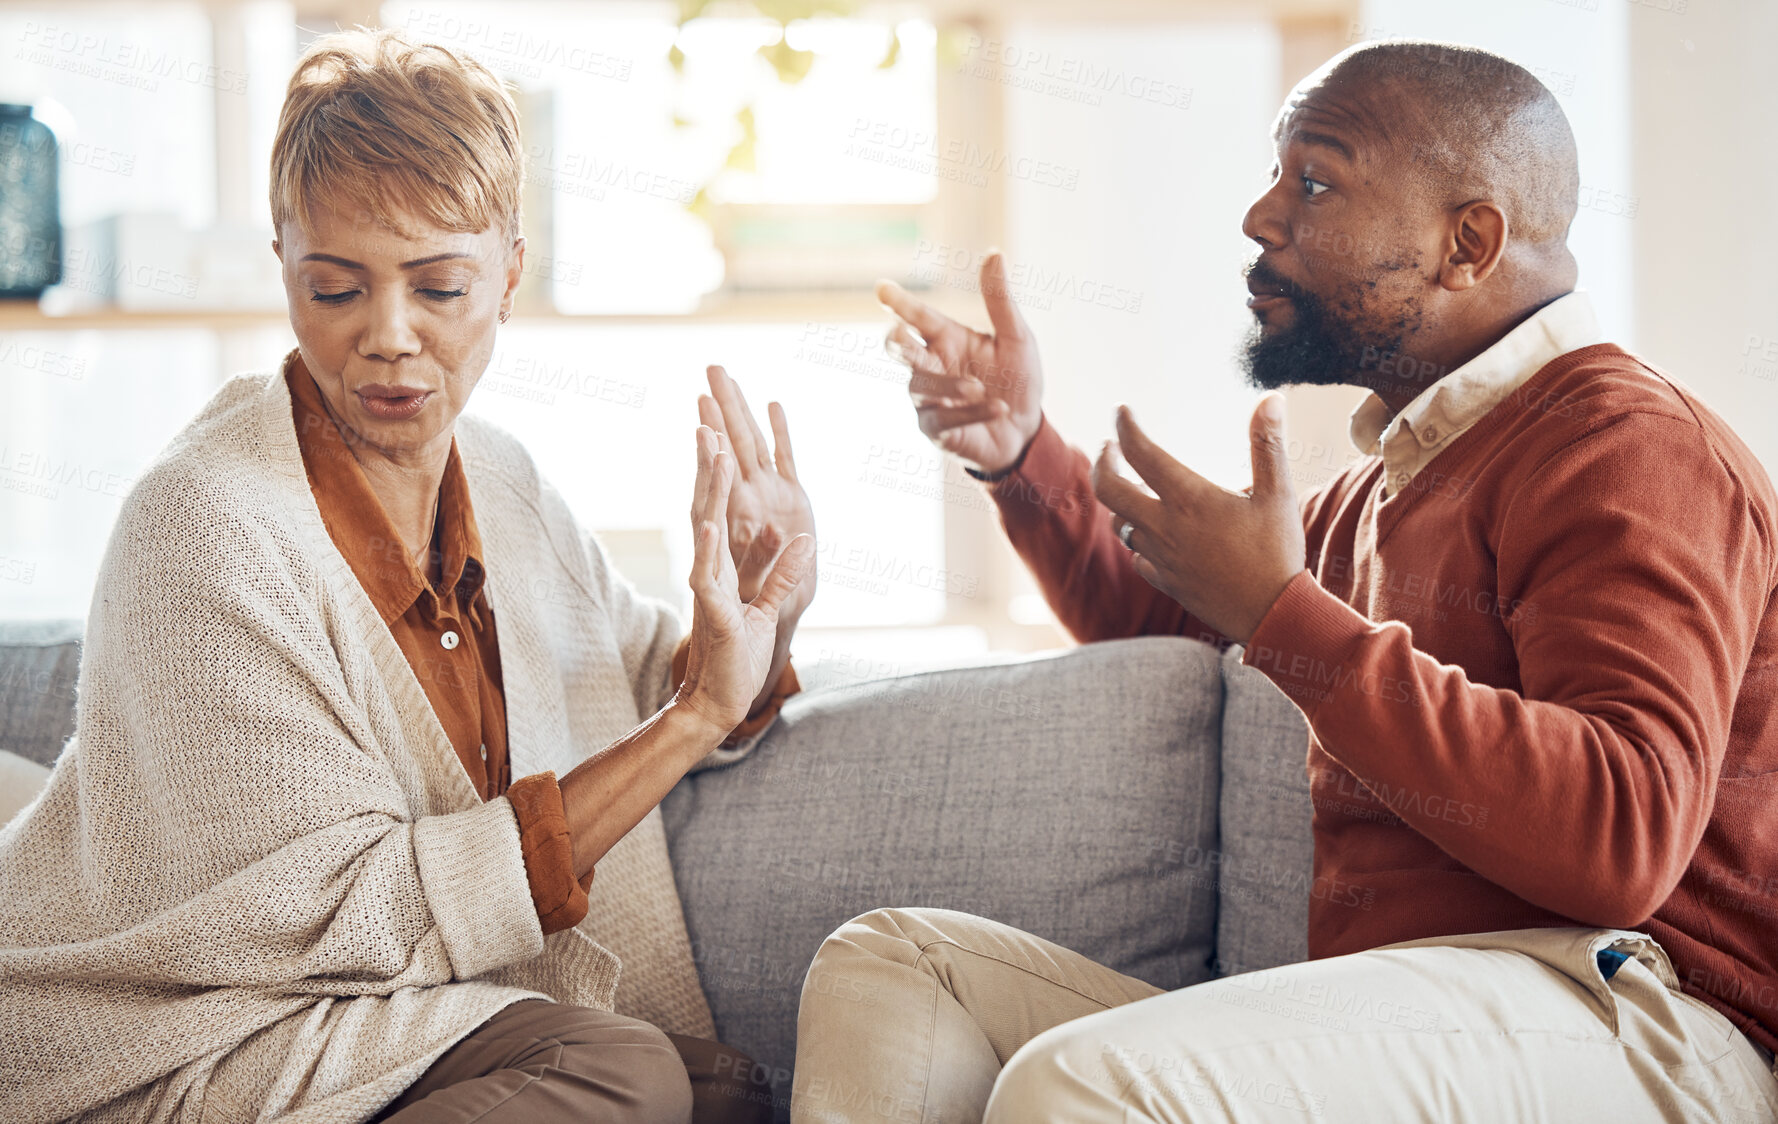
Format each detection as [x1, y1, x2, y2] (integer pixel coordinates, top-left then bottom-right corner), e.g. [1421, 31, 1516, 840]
[1356, 0, 1636, 344]
[1286, 4, 1638, 499]
[991, 5, 1646, 502]
[1357, 0, 1778, 480]
[1001, 19, 1283, 493]
[1627, 0, 1778, 478]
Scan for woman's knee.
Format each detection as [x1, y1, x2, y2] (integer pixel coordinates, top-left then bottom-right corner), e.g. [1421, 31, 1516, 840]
[674, 1034, 779, 1124]
[381, 1003, 693, 1124]
[545, 1007, 694, 1123]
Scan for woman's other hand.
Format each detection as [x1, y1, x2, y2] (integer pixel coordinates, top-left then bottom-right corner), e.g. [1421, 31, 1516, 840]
[673, 425, 814, 736]
[698, 365, 817, 625]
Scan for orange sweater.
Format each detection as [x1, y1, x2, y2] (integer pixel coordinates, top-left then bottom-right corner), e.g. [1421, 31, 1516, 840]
[988, 344, 1778, 1054]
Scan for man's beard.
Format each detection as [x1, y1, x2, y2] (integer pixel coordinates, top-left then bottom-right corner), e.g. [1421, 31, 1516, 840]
[1239, 268, 1416, 393]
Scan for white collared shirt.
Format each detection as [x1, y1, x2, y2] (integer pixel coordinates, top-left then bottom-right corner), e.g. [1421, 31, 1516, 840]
[1348, 291, 1602, 496]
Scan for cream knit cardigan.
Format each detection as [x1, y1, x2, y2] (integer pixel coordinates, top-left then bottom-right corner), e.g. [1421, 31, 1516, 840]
[0, 354, 745, 1123]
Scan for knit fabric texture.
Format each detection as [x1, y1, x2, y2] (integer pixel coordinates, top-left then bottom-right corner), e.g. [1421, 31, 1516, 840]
[0, 353, 723, 1123]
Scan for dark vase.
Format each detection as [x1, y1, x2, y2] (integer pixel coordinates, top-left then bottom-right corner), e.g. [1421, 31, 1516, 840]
[0, 103, 62, 299]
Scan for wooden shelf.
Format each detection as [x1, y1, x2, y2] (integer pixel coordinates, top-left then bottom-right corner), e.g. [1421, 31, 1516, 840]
[0, 287, 985, 332]
[0, 305, 290, 332]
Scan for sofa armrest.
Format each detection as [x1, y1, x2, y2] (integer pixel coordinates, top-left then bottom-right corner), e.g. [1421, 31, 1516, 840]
[0, 749, 52, 828]
[1214, 644, 1315, 977]
[0, 618, 84, 769]
[660, 636, 1224, 1115]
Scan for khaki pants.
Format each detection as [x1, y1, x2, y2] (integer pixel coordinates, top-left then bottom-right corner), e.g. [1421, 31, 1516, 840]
[375, 999, 776, 1123]
[792, 908, 1778, 1123]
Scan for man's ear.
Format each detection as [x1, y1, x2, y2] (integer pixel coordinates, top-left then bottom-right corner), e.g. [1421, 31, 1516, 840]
[271, 239, 283, 263]
[1440, 201, 1507, 292]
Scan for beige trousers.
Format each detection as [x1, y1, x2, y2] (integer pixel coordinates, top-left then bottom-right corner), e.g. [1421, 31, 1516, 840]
[373, 999, 776, 1123]
[792, 908, 1778, 1123]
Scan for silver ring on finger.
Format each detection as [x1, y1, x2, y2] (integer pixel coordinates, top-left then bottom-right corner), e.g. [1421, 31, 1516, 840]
[1118, 521, 1136, 551]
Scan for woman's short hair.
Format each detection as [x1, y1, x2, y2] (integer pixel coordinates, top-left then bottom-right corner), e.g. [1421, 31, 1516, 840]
[270, 26, 524, 241]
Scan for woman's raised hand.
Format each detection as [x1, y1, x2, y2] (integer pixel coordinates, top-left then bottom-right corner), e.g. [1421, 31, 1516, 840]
[698, 365, 818, 623]
[672, 424, 814, 737]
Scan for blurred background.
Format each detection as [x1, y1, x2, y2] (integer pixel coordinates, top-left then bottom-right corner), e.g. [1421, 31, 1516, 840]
[1, 0, 1773, 674]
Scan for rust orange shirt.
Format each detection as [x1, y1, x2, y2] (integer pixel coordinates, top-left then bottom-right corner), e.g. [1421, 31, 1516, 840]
[288, 355, 800, 937]
[287, 357, 591, 933]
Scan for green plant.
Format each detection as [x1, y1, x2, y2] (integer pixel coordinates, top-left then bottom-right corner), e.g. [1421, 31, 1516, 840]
[673, 0, 902, 219]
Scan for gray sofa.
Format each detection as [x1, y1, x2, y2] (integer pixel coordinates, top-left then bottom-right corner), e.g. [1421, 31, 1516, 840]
[0, 620, 1314, 1120]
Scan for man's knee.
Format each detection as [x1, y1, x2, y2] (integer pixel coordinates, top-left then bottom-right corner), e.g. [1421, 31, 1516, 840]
[986, 1021, 1141, 1124]
[988, 1019, 1237, 1124]
[808, 907, 932, 980]
[983, 1037, 1060, 1123]
[814, 906, 977, 966]
[834, 906, 937, 944]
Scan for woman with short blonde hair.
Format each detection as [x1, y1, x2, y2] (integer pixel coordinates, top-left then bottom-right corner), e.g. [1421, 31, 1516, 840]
[0, 26, 813, 1124]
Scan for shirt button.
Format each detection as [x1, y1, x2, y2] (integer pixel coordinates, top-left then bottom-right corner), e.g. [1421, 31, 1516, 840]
[441, 630, 460, 650]
[1422, 426, 1439, 442]
[479, 744, 488, 760]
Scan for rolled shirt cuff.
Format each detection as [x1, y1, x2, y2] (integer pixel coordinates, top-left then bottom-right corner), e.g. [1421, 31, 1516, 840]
[507, 771, 590, 935]
[722, 660, 800, 747]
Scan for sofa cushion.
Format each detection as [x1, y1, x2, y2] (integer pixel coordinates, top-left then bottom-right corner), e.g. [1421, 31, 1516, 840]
[662, 636, 1224, 1116]
[1213, 643, 1315, 977]
[0, 619, 83, 768]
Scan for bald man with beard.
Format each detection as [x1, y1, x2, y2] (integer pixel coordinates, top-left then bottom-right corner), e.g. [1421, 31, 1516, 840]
[790, 40, 1778, 1123]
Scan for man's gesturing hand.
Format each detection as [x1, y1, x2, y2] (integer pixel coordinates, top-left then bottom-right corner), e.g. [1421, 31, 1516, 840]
[674, 425, 814, 736]
[1091, 394, 1307, 644]
[877, 251, 1044, 476]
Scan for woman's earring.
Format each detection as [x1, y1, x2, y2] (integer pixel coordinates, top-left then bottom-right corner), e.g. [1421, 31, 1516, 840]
[498, 309, 510, 323]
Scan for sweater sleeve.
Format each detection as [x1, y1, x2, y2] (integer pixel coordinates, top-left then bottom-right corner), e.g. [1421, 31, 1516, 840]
[570, 522, 683, 719]
[1243, 412, 1771, 928]
[528, 468, 685, 719]
[985, 415, 1229, 647]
